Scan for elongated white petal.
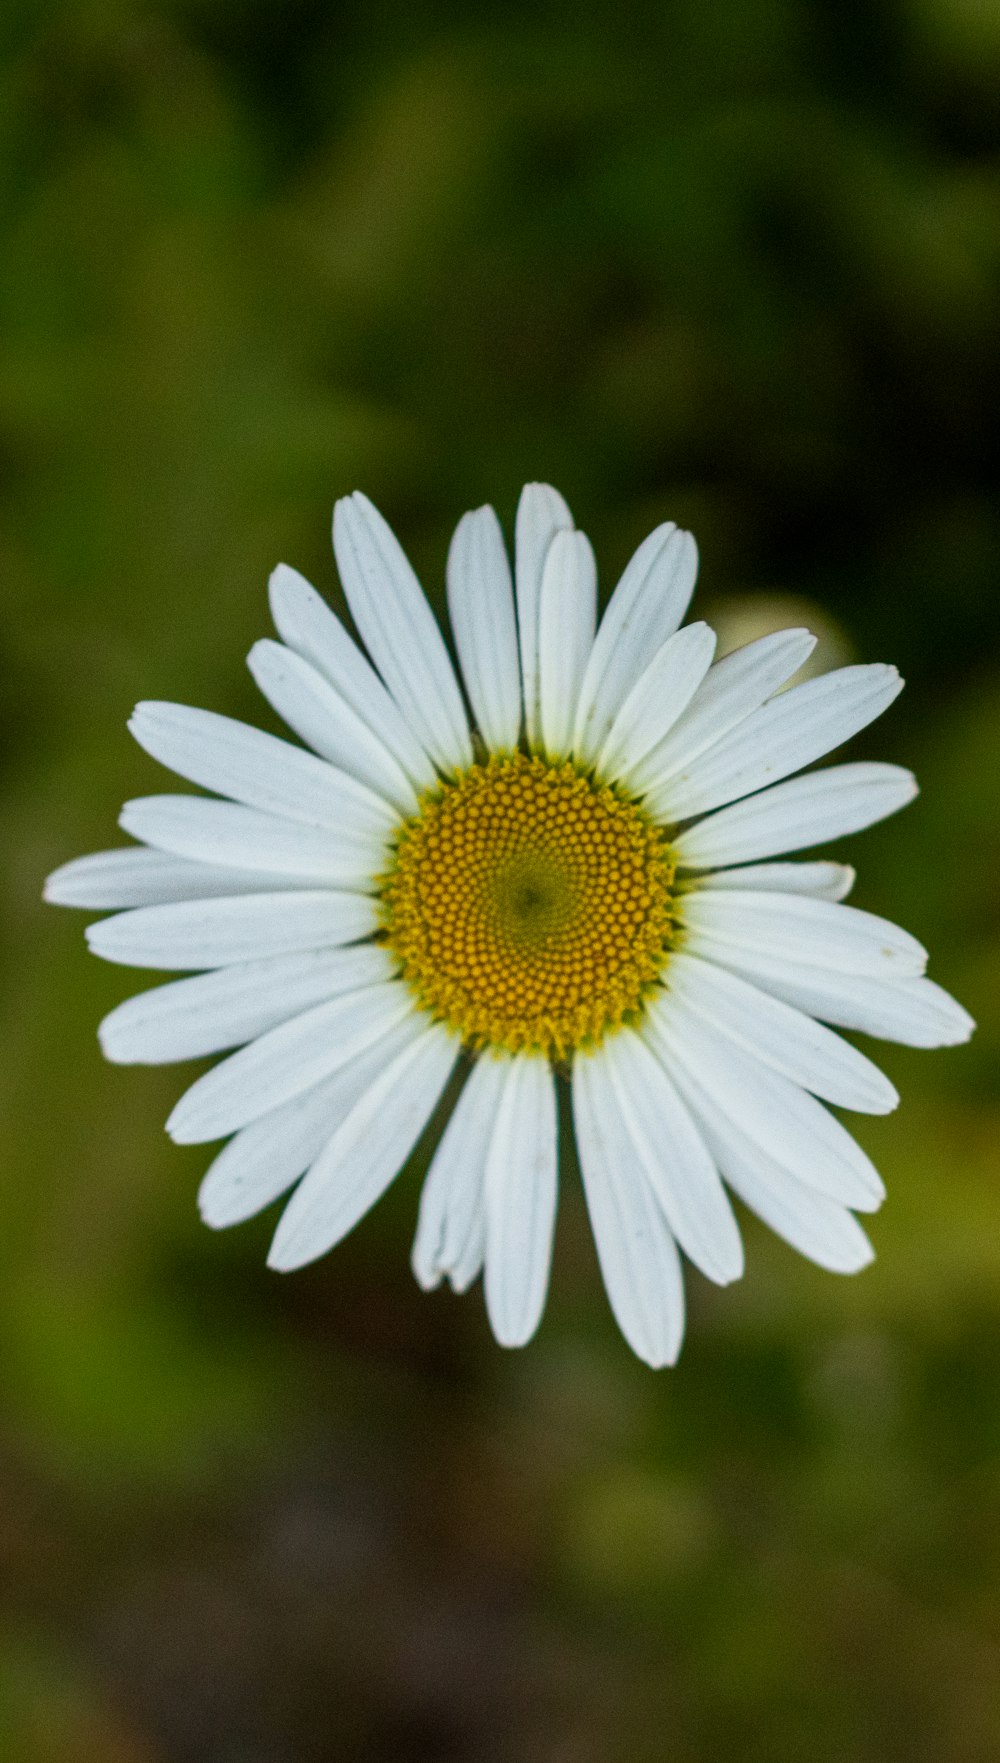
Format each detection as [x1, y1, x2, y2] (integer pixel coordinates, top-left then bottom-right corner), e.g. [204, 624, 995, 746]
[198, 1017, 421, 1227]
[44, 847, 299, 909]
[695, 860, 855, 901]
[167, 981, 414, 1143]
[710, 954, 975, 1049]
[573, 523, 698, 763]
[199, 1082, 342, 1228]
[120, 796, 385, 887]
[653, 663, 904, 821]
[694, 1107, 875, 1274]
[631, 629, 817, 799]
[86, 890, 377, 969]
[596, 623, 716, 787]
[661, 953, 898, 1113]
[537, 529, 597, 758]
[412, 1054, 507, 1293]
[681, 889, 926, 980]
[129, 702, 396, 837]
[572, 1052, 685, 1367]
[333, 493, 472, 771]
[675, 762, 917, 869]
[647, 1003, 885, 1212]
[99, 944, 395, 1064]
[515, 483, 574, 748]
[446, 506, 521, 750]
[268, 563, 435, 790]
[603, 1029, 744, 1283]
[484, 1056, 558, 1348]
[267, 1023, 459, 1270]
[248, 640, 417, 815]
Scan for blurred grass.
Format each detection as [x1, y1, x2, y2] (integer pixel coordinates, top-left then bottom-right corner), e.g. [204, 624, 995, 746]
[1, 2, 999, 1759]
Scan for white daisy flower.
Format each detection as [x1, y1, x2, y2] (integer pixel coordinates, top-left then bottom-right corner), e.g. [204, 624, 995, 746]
[45, 486, 974, 1366]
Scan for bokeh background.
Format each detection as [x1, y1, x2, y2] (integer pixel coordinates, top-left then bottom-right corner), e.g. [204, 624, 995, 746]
[2, 2, 999, 1758]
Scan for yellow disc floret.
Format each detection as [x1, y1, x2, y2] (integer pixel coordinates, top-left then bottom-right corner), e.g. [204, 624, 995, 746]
[378, 754, 676, 1060]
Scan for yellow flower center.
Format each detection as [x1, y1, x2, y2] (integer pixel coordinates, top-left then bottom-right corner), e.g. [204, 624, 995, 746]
[379, 754, 676, 1060]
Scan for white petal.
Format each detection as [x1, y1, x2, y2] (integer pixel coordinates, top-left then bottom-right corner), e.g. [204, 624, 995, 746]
[572, 523, 699, 763]
[630, 629, 817, 799]
[120, 796, 385, 887]
[247, 640, 417, 815]
[166, 980, 415, 1143]
[129, 702, 397, 834]
[661, 953, 898, 1113]
[675, 762, 918, 869]
[681, 889, 926, 980]
[86, 890, 378, 969]
[99, 944, 395, 1064]
[572, 1051, 685, 1367]
[412, 1054, 507, 1293]
[596, 623, 717, 787]
[537, 529, 597, 757]
[693, 1107, 875, 1275]
[515, 482, 574, 749]
[603, 1029, 744, 1283]
[646, 1003, 885, 1212]
[446, 506, 521, 750]
[199, 1083, 340, 1228]
[198, 1017, 421, 1227]
[333, 493, 472, 771]
[484, 1056, 558, 1348]
[710, 955, 975, 1049]
[695, 860, 855, 901]
[652, 663, 904, 821]
[267, 1022, 459, 1270]
[44, 847, 300, 909]
[268, 563, 435, 790]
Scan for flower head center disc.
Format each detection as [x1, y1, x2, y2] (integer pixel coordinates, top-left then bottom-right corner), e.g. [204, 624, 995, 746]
[379, 754, 676, 1059]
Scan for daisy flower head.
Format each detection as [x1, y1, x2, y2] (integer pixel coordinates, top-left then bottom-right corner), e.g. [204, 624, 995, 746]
[46, 486, 974, 1366]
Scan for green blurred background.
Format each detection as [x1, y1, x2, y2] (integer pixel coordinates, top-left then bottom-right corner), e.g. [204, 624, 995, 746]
[2, 2, 999, 1758]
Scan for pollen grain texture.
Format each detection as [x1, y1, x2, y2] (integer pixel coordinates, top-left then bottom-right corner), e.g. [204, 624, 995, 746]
[379, 754, 676, 1059]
